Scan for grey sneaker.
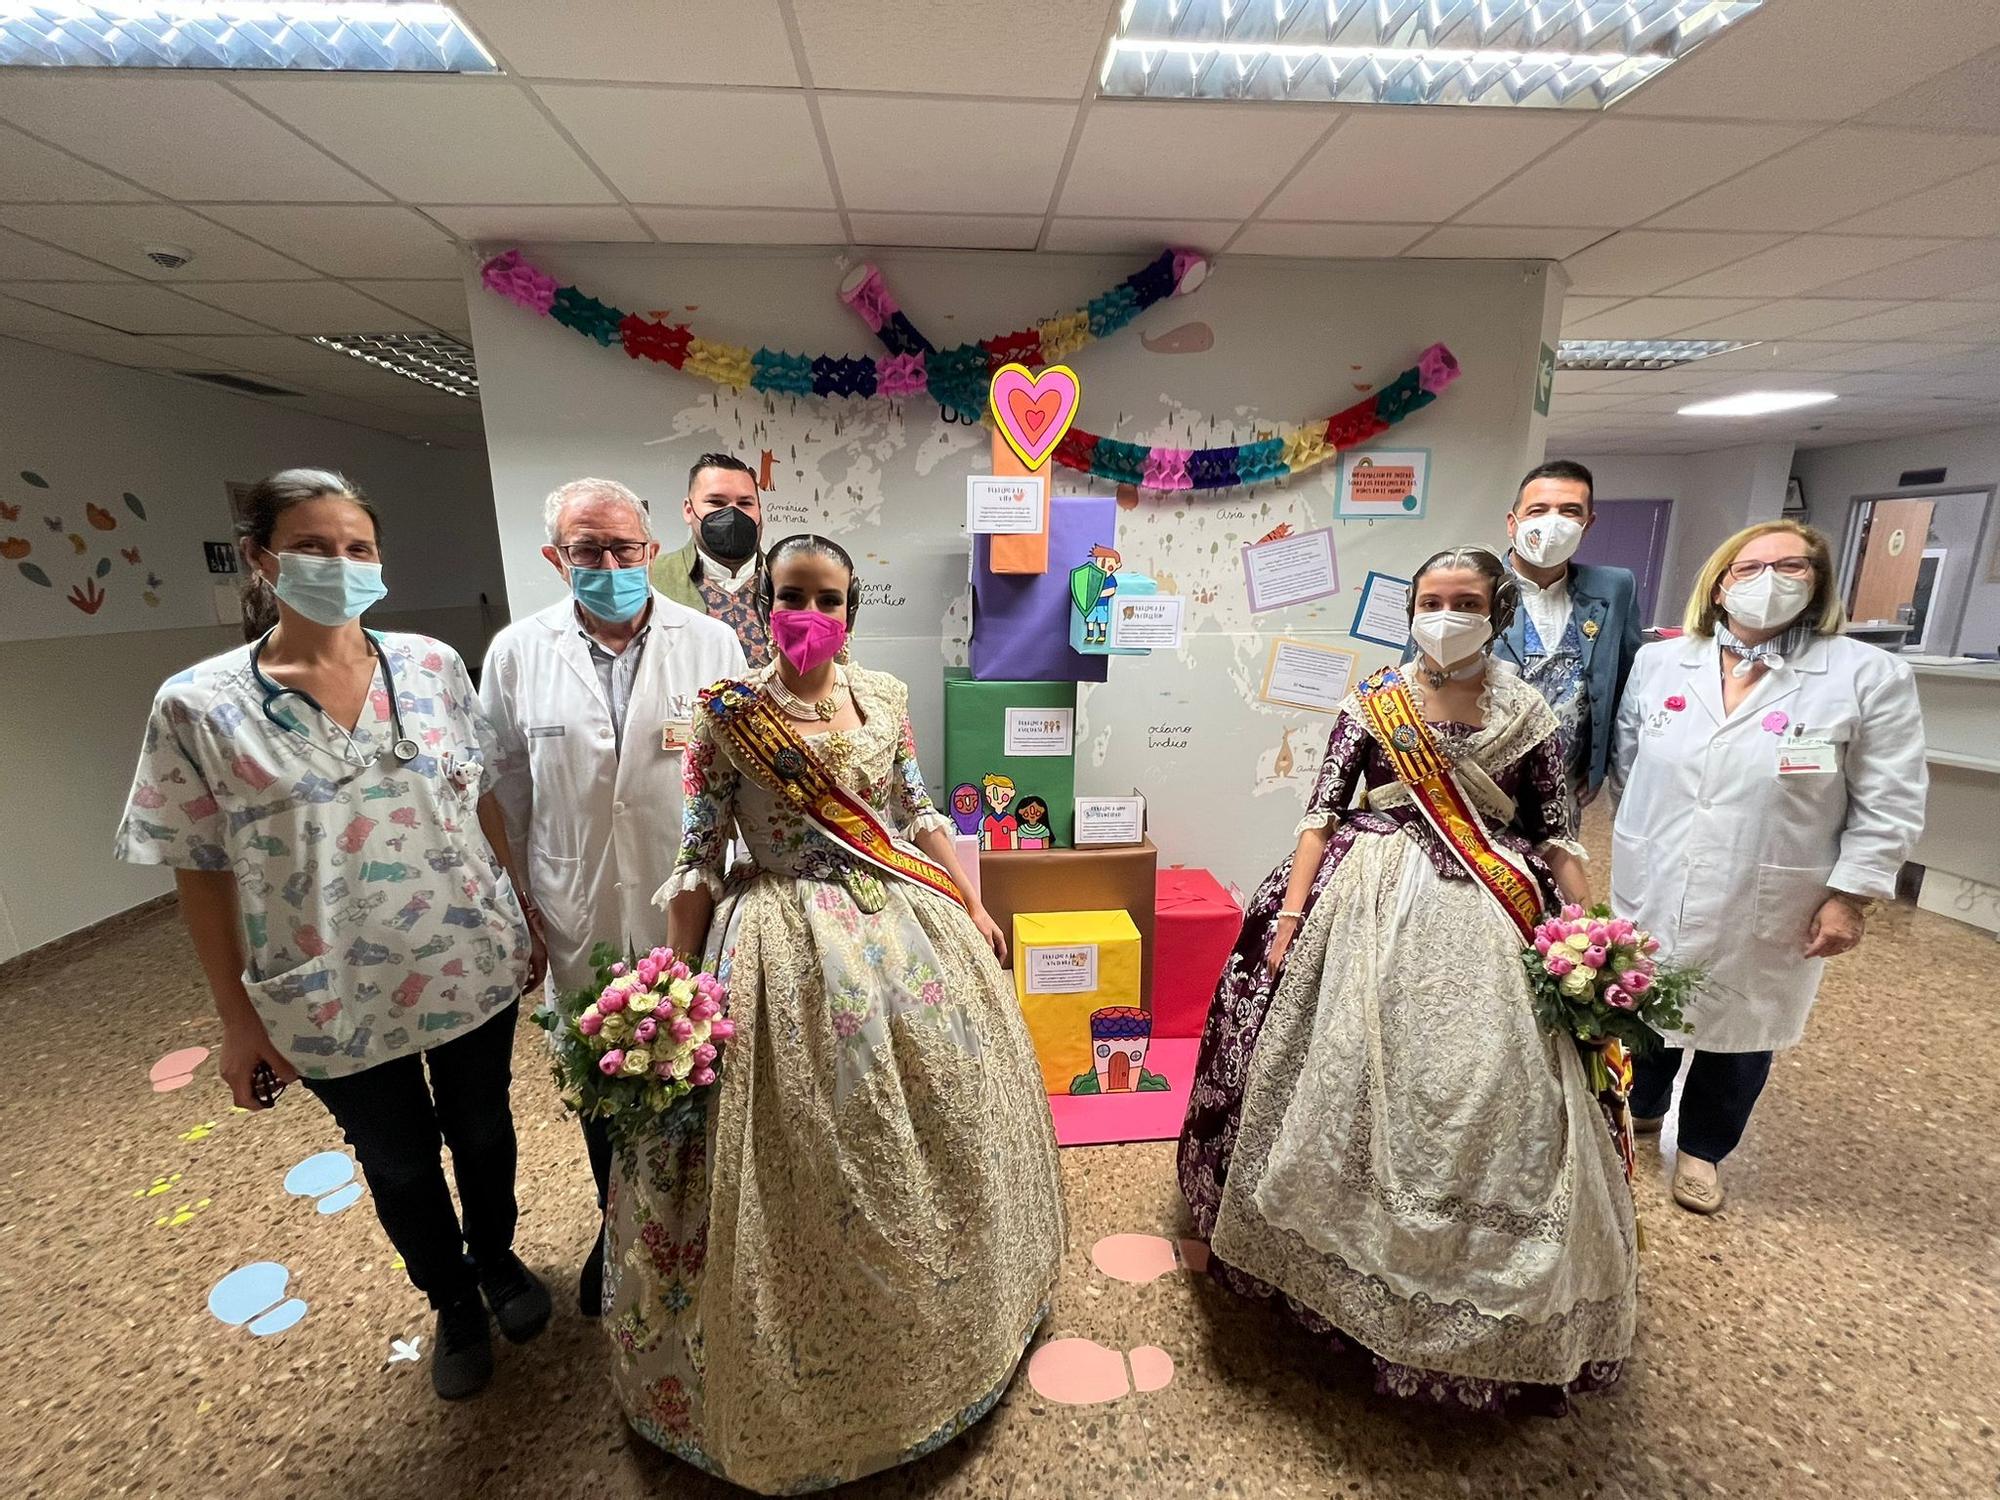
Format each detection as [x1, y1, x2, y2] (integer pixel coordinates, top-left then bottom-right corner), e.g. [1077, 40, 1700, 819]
[433, 1296, 494, 1400]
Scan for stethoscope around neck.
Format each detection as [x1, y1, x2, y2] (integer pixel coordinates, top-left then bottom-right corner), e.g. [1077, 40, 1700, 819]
[249, 627, 420, 764]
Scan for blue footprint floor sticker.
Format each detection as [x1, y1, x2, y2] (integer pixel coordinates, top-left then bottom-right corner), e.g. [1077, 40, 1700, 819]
[208, 1262, 308, 1336]
[284, 1150, 364, 1214]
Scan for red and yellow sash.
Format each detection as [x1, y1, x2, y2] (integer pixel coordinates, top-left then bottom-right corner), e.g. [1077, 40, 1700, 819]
[1355, 666, 1542, 943]
[703, 679, 966, 911]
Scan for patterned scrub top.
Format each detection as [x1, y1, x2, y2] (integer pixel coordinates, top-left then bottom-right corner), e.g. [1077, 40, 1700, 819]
[114, 632, 532, 1079]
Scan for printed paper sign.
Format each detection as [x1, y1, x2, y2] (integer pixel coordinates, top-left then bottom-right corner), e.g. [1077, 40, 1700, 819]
[966, 474, 1045, 535]
[1349, 571, 1413, 649]
[1241, 527, 1339, 614]
[1336, 449, 1429, 519]
[1109, 595, 1185, 651]
[1025, 944, 1099, 995]
[1259, 639, 1358, 714]
[1074, 796, 1145, 846]
[1004, 706, 1075, 757]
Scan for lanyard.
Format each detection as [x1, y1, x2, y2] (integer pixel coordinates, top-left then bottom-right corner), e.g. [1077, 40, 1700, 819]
[249, 629, 419, 764]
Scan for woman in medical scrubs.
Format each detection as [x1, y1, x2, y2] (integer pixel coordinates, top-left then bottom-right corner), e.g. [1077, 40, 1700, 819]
[1612, 520, 1926, 1214]
[115, 469, 551, 1401]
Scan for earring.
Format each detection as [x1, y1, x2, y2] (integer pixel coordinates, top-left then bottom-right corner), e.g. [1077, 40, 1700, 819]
[835, 640, 852, 664]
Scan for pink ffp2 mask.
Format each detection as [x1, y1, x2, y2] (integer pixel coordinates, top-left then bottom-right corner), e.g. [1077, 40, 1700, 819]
[770, 609, 847, 674]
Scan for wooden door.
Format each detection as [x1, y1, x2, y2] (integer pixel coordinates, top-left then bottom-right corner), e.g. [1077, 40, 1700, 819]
[1847, 500, 1934, 625]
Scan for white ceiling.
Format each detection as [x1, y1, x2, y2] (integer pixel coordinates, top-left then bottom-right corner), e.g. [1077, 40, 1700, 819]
[0, 0, 1996, 454]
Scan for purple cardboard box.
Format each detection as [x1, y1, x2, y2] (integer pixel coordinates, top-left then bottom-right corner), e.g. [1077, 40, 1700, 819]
[972, 493, 1115, 683]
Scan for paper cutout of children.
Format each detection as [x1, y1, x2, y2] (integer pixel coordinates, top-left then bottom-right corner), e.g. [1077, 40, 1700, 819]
[948, 781, 983, 836]
[979, 774, 1018, 851]
[1014, 795, 1052, 850]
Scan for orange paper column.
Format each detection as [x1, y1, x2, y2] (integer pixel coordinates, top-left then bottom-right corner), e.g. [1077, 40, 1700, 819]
[986, 428, 1050, 575]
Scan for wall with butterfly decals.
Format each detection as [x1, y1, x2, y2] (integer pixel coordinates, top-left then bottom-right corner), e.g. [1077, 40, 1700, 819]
[0, 337, 504, 960]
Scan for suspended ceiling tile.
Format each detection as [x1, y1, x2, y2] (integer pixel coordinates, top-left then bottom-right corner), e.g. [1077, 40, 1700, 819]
[1265, 107, 1584, 223]
[847, 214, 1044, 251]
[1788, 341, 1978, 371]
[1405, 225, 1603, 260]
[1041, 218, 1235, 255]
[1861, 47, 2000, 134]
[1461, 119, 1810, 229]
[9, 324, 231, 369]
[631, 206, 844, 244]
[1649, 129, 2000, 233]
[423, 204, 651, 244]
[0, 226, 126, 280]
[1059, 101, 1332, 220]
[1828, 163, 2000, 238]
[175, 281, 433, 335]
[236, 76, 614, 205]
[1671, 299, 1904, 339]
[1228, 222, 1425, 257]
[1559, 230, 1790, 297]
[148, 334, 377, 374]
[0, 74, 383, 202]
[1802, 301, 2000, 341]
[201, 205, 463, 280]
[1667, 236, 1945, 298]
[1812, 239, 2000, 299]
[1558, 297, 1628, 328]
[540, 85, 835, 208]
[0, 203, 316, 281]
[1611, 0, 2000, 122]
[0, 279, 267, 334]
[453, 0, 798, 85]
[346, 280, 471, 332]
[1559, 297, 1771, 340]
[789, 0, 1109, 98]
[820, 96, 1076, 215]
[0, 122, 151, 203]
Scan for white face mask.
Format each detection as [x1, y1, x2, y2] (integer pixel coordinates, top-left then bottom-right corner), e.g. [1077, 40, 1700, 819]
[1722, 569, 1812, 632]
[1513, 514, 1583, 568]
[1410, 610, 1493, 669]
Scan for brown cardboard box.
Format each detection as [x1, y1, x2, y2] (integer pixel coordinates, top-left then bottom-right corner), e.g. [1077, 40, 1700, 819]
[979, 839, 1158, 1007]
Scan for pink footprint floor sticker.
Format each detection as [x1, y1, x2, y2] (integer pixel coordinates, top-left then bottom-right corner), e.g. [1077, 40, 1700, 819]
[1028, 1339, 1174, 1405]
[149, 1046, 209, 1092]
[1091, 1233, 1209, 1284]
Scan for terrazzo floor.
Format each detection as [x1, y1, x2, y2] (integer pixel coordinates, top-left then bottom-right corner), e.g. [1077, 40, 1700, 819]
[4, 817, 1997, 1500]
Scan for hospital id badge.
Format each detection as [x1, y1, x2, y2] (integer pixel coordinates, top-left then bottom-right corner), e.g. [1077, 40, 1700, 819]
[661, 720, 693, 752]
[1777, 737, 1837, 775]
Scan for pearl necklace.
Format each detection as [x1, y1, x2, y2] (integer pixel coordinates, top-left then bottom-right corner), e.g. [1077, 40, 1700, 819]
[766, 664, 848, 722]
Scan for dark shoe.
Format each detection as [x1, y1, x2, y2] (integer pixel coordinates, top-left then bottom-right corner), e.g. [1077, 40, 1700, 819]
[578, 1228, 606, 1320]
[1633, 1114, 1665, 1136]
[479, 1252, 552, 1345]
[433, 1296, 494, 1400]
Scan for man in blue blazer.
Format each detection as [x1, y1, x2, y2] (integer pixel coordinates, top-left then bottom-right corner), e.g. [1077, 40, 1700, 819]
[1496, 459, 1641, 818]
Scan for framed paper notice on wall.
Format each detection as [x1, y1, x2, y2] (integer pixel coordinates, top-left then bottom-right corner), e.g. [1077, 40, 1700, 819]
[1336, 449, 1429, 520]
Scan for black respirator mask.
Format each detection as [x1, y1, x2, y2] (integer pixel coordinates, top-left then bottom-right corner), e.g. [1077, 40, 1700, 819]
[698, 508, 759, 565]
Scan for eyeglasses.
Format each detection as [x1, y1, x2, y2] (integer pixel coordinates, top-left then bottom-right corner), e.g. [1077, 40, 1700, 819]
[1725, 556, 1814, 582]
[556, 540, 648, 568]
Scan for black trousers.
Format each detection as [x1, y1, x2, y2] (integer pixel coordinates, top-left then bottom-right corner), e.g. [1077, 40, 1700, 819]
[1631, 1044, 1773, 1164]
[583, 1112, 612, 1213]
[302, 1003, 521, 1309]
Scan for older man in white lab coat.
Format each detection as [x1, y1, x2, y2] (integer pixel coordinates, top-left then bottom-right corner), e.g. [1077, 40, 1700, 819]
[481, 477, 745, 1314]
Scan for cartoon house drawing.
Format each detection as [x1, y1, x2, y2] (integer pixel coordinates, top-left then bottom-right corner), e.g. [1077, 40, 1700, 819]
[1070, 1006, 1170, 1094]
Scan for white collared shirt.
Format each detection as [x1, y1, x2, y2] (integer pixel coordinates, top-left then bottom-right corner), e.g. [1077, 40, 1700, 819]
[1515, 564, 1574, 652]
[703, 552, 758, 594]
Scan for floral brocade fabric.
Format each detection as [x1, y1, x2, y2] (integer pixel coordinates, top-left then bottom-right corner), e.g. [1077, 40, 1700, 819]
[1178, 668, 1635, 1413]
[608, 667, 1063, 1492]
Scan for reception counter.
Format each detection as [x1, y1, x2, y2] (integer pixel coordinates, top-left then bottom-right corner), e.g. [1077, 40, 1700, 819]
[1909, 658, 2000, 933]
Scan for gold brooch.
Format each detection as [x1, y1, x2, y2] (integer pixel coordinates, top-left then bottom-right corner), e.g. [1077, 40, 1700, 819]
[1582, 619, 1600, 638]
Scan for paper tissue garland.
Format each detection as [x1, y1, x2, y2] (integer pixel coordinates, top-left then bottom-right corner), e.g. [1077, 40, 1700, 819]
[479, 247, 1461, 496]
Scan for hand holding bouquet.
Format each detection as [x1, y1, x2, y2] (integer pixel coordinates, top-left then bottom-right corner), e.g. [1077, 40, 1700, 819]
[1524, 903, 1700, 1091]
[536, 942, 734, 1148]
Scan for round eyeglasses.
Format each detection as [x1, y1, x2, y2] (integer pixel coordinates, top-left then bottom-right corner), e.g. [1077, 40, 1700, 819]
[1725, 556, 1814, 583]
[556, 540, 649, 568]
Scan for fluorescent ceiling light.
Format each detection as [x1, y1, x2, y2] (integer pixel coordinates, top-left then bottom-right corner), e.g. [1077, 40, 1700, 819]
[0, 3, 498, 73]
[1559, 339, 1757, 371]
[1101, 0, 1765, 108]
[1678, 390, 1837, 417]
[309, 332, 478, 399]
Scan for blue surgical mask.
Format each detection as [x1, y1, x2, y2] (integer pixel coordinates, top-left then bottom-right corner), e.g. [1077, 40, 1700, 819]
[271, 550, 387, 626]
[571, 564, 651, 624]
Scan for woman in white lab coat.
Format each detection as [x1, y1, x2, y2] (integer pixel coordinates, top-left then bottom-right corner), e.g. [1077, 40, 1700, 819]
[1611, 520, 1926, 1214]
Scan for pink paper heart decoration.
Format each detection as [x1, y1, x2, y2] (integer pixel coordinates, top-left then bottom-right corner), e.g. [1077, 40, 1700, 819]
[988, 362, 1079, 471]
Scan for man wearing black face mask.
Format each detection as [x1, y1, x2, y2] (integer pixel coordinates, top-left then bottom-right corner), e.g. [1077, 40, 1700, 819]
[649, 451, 771, 667]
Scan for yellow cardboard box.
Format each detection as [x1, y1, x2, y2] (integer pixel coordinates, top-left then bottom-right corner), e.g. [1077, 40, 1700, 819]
[1013, 909, 1141, 1096]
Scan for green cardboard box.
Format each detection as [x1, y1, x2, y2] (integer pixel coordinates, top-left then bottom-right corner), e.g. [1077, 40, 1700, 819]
[942, 668, 1077, 851]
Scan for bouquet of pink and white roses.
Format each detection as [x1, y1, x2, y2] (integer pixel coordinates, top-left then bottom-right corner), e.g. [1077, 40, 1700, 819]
[536, 941, 734, 1148]
[1524, 903, 1700, 1090]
